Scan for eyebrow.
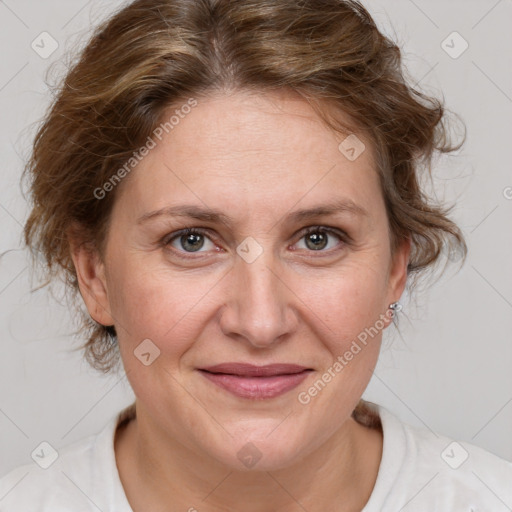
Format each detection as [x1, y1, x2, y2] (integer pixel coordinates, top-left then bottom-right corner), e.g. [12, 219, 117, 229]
[136, 199, 369, 226]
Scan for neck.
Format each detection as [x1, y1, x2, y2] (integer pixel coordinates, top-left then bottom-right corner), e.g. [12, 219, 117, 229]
[115, 402, 383, 512]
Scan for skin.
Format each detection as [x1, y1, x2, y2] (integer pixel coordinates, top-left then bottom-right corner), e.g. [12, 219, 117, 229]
[70, 88, 410, 512]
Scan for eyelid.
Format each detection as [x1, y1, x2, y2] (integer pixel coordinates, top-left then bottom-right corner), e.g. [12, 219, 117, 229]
[162, 227, 219, 253]
[297, 225, 350, 243]
[162, 225, 349, 258]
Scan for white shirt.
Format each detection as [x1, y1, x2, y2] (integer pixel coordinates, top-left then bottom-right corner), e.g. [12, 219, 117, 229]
[1, 403, 511, 511]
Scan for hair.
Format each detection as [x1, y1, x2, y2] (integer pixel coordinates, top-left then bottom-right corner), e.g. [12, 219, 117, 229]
[21, 0, 466, 429]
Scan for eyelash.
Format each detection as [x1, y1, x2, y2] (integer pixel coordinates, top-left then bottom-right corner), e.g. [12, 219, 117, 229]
[161, 226, 350, 260]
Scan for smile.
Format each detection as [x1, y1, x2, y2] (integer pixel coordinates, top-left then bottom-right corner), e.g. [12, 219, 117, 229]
[197, 363, 314, 399]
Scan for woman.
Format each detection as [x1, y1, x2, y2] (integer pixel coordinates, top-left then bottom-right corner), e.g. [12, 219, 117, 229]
[1, 0, 511, 510]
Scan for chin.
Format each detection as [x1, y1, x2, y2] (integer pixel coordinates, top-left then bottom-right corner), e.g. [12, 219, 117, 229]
[205, 429, 313, 473]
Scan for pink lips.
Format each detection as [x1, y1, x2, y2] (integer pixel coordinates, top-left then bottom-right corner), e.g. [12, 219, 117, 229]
[198, 363, 313, 399]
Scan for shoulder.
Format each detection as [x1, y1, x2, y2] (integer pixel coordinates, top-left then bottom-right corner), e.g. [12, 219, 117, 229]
[366, 404, 512, 512]
[0, 433, 99, 511]
[0, 404, 135, 512]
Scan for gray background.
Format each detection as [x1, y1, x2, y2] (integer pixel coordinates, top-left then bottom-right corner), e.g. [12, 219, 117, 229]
[1, 0, 511, 478]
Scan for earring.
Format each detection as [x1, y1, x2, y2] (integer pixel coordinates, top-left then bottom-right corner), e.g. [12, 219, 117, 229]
[389, 301, 402, 312]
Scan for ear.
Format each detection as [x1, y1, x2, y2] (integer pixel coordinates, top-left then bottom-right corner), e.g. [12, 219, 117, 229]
[386, 236, 411, 305]
[67, 226, 114, 327]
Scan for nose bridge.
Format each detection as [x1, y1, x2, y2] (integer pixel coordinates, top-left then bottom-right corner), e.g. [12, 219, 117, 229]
[220, 242, 295, 347]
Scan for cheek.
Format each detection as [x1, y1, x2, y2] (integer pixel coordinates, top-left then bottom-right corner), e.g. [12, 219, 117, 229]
[107, 254, 221, 354]
[293, 266, 388, 412]
[297, 261, 389, 338]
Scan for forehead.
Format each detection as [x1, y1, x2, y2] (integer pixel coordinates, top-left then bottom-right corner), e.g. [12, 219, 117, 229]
[113, 90, 382, 225]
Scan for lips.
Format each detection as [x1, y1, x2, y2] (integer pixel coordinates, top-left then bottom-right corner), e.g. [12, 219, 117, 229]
[199, 363, 311, 377]
[197, 363, 313, 399]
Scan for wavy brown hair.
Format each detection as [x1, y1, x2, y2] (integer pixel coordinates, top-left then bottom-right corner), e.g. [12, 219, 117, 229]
[22, 0, 466, 429]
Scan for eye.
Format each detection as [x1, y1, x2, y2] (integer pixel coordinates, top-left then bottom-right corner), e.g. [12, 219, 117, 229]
[164, 228, 218, 256]
[162, 225, 348, 260]
[293, 226, 346, 253]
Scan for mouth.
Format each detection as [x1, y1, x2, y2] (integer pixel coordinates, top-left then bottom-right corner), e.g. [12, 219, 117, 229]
[197, 363, 314, 399]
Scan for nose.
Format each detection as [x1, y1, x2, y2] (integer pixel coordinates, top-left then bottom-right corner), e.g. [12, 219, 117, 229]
[218, 248, 298, 349]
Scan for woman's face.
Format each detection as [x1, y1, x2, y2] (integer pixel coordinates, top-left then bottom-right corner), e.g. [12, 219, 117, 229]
[78, 89, 409, 470]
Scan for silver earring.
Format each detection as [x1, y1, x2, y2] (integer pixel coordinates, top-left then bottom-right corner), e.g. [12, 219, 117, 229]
[389, 301, 402, 312]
